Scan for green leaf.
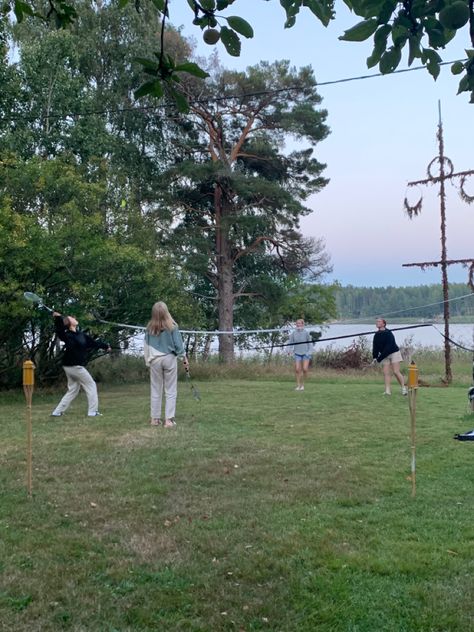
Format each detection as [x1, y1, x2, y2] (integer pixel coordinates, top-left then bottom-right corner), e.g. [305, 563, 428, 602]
[151, 0, 165, 11]
[280, 0, 301, 22]
[378, 0, 398, 23]
[134, 80, 164, 100]
[379, 46, 402, 73]
[427, 25, 447, 48]
[302, 0, 333, 27]
[216, 0, 231, 9]
[118, 0, 130, 7]
[220, 25, 241, 56]
[135, 57, 158, 72]
[174, 62, 210, 78]
[457, 74, 470, 94]
[408, 34, 422, 66]
[339, 18, 378, 42]
[421, 48, 441, 79]
[391, 22, 409, 47]
[374, 23, 391, 46]
[169, 87, 190, 114]
[200, 0, 216, 10]
[226, 16, 254, 38]
[366, 24, 391, 68]
[451, 60, 465, 75]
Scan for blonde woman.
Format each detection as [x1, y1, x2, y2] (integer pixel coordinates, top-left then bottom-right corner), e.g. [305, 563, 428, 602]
[144, 302, 189, 427]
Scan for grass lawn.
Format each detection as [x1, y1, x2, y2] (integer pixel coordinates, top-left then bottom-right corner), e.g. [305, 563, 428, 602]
[1, 372, 473, 631]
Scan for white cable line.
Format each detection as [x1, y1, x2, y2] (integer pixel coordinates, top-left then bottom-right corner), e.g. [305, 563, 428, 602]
[431, 324, 474, 353]
[95, 317, 292, 334]
[96, 293, 474, 335]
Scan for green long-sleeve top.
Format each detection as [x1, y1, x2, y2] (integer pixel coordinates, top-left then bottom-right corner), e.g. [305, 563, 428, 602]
[143, 327, 185, 367]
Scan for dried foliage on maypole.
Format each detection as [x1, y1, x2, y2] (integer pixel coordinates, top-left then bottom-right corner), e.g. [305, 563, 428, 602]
[402, 103, 474, 383]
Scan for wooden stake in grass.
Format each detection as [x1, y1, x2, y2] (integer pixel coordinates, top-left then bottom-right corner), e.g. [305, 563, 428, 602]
[407, 361, 419, 498]
[22, 360, 35, 498]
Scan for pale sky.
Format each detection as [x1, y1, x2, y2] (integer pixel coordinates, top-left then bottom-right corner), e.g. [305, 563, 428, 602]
[170, 1, 473, 288]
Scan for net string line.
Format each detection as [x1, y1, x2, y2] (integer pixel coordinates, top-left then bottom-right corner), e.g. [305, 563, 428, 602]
[253, 323, 434, 350]
[95, 316, 431, 338]
[90, 316, 474, 353]
[431, 325, 474, 353]
[93, 291, 474, 332]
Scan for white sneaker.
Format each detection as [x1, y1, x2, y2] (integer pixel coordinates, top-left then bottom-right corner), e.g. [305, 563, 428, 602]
[402, 387, 408, 396]
[87, 411, 103, 417]
[299, 385, 304, 391]
[50, 411, 63, 417]
[383, 391, 391, 396]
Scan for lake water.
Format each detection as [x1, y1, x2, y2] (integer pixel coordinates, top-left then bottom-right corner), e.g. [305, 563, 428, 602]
[312, 323, 474, 351]
[128, 323, 474, 355]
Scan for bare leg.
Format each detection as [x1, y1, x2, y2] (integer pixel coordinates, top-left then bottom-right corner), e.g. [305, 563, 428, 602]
[301, 358, 310, 388]
[295, 359, 302, 388]
[383, 363, 392, 394]
[392, 362, 405, 389]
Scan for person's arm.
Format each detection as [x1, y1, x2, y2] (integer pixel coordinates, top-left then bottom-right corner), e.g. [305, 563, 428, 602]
[85, 333, 110, 352]
[288, 331, 295, 353]
[143, 335, 151, 367]
[172, 328, 189, 367]
[53, 312, 67, 342]
[372, 333, 380, 362]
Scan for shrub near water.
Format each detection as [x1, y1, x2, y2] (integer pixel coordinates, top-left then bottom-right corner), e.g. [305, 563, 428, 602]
[85, 344, 473, 385]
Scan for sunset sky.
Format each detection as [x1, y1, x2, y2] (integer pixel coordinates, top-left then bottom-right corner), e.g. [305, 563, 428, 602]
[170, 1, 474, 288]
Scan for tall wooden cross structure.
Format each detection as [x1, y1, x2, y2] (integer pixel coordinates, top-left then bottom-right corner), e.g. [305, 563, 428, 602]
[403, 102, 474, 383]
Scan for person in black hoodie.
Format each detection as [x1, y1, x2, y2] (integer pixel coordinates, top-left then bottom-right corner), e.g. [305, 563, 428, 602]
[51, 312, 111, 417]
[372, 318, 407, 396]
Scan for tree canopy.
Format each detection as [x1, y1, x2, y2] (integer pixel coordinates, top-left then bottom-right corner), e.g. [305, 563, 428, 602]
[2, 0, 474, 104]
[0, 5, 336, 381]
[158, 58, 335, 360]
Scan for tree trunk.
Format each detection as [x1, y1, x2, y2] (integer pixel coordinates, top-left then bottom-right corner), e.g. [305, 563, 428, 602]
[215, 185, 234, 362]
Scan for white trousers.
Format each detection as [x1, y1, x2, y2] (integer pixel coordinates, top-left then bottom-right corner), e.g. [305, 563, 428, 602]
[52, 366, 99, 415]
[150, 354, 178, 420]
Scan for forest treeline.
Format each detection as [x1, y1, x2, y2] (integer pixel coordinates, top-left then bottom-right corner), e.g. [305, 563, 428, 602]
[336, 283, 474, 320]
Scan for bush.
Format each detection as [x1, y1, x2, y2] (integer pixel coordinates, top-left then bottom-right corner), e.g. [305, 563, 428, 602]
[315, 338, 372, 370]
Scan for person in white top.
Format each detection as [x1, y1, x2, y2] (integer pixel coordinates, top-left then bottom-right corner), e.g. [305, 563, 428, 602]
[288, 319, 313, 391]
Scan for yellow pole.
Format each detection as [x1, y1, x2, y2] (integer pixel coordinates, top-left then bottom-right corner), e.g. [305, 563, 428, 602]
[22, 360, 35, 498]
[407, 361, 419, 497]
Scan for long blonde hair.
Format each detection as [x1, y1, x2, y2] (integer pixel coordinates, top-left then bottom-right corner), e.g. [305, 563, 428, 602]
[147, 301, 176, 335]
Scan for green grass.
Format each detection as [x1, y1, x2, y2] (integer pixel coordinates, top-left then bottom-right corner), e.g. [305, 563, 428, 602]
[1, 371, 473, 631]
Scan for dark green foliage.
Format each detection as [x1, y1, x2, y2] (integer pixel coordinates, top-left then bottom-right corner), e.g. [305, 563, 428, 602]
[336, 283, 474, 320]
[159, 60, 334, 359]
[2, 0, 473, 104]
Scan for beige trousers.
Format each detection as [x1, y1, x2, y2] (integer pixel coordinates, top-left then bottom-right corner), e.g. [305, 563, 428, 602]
[150, 354, 178, 420]
[52, 365, 99, 415]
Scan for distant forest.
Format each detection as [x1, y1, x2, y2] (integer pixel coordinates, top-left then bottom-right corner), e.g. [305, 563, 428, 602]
[335, 284, 474, 321]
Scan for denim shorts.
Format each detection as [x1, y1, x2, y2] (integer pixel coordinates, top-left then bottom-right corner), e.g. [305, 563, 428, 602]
[294, 353, 312, 361]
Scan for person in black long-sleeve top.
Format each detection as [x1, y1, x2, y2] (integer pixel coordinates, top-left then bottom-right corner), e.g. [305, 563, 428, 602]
[372, 318, 407, 396]
[51, 312, 111, 417]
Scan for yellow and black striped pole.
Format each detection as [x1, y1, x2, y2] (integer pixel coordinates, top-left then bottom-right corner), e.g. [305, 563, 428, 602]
[407, 361, 419, 497]
[22, 360, 35, 498]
